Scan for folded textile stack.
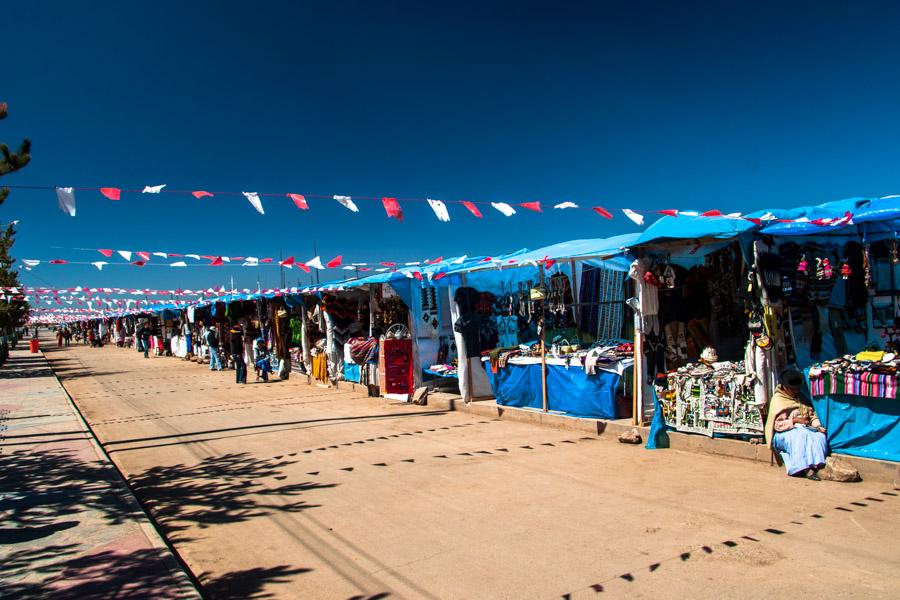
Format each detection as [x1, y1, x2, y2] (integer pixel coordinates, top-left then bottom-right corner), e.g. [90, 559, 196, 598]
[808, 351, 898, 399]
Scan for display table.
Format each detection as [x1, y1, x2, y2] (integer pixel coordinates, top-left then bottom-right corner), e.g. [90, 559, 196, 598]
[807, 369, 900, 463]
[482, 356, 633, 419]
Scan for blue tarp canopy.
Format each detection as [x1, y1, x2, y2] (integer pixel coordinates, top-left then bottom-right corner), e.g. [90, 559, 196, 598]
[758, 197, 870, 236]
[635, 211, 756, 246]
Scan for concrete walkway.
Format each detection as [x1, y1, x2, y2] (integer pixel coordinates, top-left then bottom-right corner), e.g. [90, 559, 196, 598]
[0, 332, 199, 599]
[40, 337, 900, 599]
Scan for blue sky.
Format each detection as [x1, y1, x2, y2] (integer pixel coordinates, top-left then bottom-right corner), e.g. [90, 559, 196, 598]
[3, 0, 900, 291]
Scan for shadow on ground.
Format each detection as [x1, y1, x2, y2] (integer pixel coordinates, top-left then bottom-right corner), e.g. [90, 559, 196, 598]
[0, 543, 310, 599]
[127, 452, 337, 544]
[0, 448, 138, 542]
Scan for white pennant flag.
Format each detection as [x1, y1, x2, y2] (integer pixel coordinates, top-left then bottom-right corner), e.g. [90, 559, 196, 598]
[242, 191, 265, 215]
[333, 195, 359, 213]
[23, 259, 40, 269]
[91, 261, 108, 271]
[451, 255, 468, 265]
[680, 211, 700, 217]
[170, 261, 187, 267]
[142, 184, 166, 193]
[491, 202, 516, 217]
[117, 250, 132, 261]
[622, 209, 644, 225]
[342, 266, 356, 270]
[306, 256, 325, 270]
[152, 252, 168, 258]
[243, 257, 259, 267]
[186, 254, 200, 260]
[375, 267, 390, 272]
[426, 198, 450, 222]
[56, 187, 76, 217]
[554, 202, 579, 209]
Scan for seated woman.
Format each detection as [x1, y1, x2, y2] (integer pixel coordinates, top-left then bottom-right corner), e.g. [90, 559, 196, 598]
[254, 337, 272, 383]
[765, 369, 828, 480]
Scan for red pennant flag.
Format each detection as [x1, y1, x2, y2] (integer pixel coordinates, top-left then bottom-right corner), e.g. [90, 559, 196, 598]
[98, 249, 114, 257]
[412, 271, 423, 281]
[169, 253, 184, 257]
[288, 193, 309, 210]
[49, 259, 67, 264]
[100, 187, 121, 201]
[544, 258, 556, 269]
[209, 257, 224, 266]
[480, 256, 493, 262]
[279, 256, 295, 267]
[592, 207, 613, 219]
[382, 197, 403, 221]
[658, 209, 679, 217]
[136, 251, 151, 261]
[520, 201, 542, 212]
[743, 217, 763, 225]
[433, 272, 447, 281]
[380, 261, 396, 267]
[359, 267, 371, 272]
[192, 190, 214, 199]
[461, 201, 483, 218]
[425, 256, 443, 264]
[131, 260, 146, 267]
[701, 209, 723, 217]
[297, 263, 310, 273]
[260, 258, 274, 263]
[326, 255, 342, 268]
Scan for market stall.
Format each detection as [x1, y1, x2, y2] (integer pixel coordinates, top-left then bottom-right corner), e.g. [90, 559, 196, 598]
[806, 350, 900, 462]
[434, 236, 638, 419]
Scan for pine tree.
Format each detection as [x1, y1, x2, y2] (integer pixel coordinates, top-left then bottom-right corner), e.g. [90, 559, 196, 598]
[0, 102, 32, 341]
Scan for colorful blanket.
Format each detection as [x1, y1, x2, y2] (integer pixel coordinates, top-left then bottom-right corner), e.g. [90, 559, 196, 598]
[809, 369, 898, 400]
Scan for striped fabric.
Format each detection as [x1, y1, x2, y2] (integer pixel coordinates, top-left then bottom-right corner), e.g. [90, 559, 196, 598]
[809, 370, 898, 399]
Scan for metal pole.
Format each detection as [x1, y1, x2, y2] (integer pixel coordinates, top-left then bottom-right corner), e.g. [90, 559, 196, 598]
[540, 265, 548, 413]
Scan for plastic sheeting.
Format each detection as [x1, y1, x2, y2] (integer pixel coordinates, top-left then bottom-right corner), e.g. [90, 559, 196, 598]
[811, 392, 900, 463]
[483, 361, 620, 419]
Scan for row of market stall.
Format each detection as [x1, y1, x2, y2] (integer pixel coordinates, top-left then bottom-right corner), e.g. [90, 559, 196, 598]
[45, 196, 900, 463]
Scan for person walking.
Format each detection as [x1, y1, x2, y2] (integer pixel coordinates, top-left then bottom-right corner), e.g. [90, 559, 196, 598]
[137, 323, 152, 359]
[229, 324, 247, 384]
[206, 325, 222, 371]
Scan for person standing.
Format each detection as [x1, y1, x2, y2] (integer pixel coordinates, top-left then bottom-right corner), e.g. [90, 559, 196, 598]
[206, 325, 222, 371]
[137, 323, 152, 359]
[229, 324, 246, 384]
[56, 329, 64, 348]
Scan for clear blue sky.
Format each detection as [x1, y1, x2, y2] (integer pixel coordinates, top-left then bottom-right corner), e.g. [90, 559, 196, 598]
[3, 0, 900, 292]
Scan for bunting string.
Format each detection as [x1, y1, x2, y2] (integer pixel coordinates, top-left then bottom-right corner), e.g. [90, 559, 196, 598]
[5, 183, 849, 225]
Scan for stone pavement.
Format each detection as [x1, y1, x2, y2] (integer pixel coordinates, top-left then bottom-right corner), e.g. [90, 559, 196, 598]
[0, 332, 200, 599]
[40, 337, 900, 599]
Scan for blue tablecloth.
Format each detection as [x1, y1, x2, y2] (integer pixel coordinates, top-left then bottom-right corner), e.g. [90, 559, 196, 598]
[343, 362, 361, 383]
[483, 361, 620, 419]
[811, 393, 900, 463]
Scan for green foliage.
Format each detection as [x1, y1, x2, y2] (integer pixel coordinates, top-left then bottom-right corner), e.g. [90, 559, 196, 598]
[0, 101, 30, 331]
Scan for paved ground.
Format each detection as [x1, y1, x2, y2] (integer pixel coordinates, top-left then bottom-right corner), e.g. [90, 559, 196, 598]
[0, 334, 199, 599]
[33, 335, 900, 599]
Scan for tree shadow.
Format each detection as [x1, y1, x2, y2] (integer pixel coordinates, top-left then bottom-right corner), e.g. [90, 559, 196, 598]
[127, 452, 338, 544]
[0, 542, 310, 599]
[0, 448, 141, 534]
[200, 564, 313, 599]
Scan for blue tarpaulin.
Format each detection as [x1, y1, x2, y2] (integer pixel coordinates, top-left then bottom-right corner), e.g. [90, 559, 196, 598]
[483, 361, 619, 419]
[810, 393, 900, 463]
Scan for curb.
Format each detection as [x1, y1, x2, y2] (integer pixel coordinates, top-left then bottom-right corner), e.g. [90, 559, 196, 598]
[42, 347, 205, 599]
